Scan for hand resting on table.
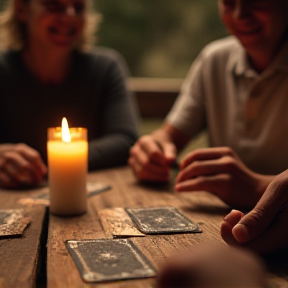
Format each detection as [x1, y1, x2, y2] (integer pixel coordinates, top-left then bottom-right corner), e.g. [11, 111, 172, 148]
[0, 143, 47, 188]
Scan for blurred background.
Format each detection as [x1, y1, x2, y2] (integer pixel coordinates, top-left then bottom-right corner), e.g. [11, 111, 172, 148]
[0, 0, 228, 148]
[95, 0, 228, 78]
[0, 0, 228, 78]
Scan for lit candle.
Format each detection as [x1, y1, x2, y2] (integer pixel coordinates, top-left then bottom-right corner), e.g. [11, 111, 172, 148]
[47, 118, 88, 216]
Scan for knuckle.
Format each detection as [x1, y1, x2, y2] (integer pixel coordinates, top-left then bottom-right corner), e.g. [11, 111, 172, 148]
[247, 208, 266, 223]
[15, 143, 28, 151]
[138, 135, 150, 146]
[191, 160, 201, 170]
[222, 146, 234, 156]
[30, 150, 41, 160]
[2, 152, 14, 162]
[185, 150, 197, 160]
[269, 175, 288, 196]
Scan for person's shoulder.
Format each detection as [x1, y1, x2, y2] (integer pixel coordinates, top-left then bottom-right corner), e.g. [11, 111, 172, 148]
[190, 36, 241, 73]
[81, 47, 121, 62]
[76, 47, 130, 76]
[199, 36, 239, 61]
[91, 47, 126, 61]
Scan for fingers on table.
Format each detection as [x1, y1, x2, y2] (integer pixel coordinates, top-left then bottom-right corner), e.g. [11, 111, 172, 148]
[129, 137, 172, 181]
[0, 145, 46, 187]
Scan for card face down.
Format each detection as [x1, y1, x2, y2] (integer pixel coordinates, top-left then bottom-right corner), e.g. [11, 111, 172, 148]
[65, 239, 156, 283]
[125, 207, 201, 234]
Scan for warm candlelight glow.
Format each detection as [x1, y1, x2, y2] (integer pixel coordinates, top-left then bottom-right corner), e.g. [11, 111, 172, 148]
[62, 117, 71, 143]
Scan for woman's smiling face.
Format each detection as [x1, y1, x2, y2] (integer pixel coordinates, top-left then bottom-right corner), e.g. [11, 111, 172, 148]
[219, 0, 288, 58]
[16, 0, 86, 51]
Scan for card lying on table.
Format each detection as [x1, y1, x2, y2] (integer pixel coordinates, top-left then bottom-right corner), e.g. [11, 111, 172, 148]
[125, 206, 202, 234]
[66, 239, 156, 283]
[0, 209, 31, 238]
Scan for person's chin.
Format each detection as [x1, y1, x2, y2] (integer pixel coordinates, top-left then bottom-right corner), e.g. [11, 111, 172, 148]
[235, 30, 264, 48]
[50, 39, 78, 50]
[238, 36, 265, 51]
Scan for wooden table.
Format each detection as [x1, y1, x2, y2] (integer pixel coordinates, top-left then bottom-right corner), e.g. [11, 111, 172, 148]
[46, 166, 288, 288]
[1, 166, 288, 288]
[0, 188, 46, 288]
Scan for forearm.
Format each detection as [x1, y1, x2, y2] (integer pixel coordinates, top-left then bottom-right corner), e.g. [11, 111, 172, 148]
[151, 123, 190, 151]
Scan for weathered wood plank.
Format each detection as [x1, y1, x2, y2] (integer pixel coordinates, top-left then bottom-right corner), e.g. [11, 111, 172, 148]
[0, 191, 46, 288]
[47, 166, 288, 288]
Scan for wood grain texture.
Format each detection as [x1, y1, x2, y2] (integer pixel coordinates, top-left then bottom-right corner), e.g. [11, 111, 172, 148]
[98, 207, 145, 237]
[0, 188, 46, 288]
[47, 166, 288, 288]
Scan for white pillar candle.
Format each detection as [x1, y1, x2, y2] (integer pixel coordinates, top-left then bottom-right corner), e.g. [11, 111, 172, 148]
[47, 118, 88, 216]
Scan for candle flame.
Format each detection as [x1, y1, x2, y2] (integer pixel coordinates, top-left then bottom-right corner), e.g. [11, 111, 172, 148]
[62, 117, 71, 143]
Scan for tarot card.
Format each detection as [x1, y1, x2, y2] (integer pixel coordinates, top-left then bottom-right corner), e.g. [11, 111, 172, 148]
[125, 206, 201, 234]
[66, 238, 156, 282]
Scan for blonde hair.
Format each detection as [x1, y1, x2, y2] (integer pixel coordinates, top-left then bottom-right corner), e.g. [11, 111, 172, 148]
[0, 0, 101, 52]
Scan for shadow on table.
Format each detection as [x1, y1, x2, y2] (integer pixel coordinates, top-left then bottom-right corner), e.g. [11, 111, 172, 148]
[132, 180, 174, 193]
[263, 249, 288, 277]
[181, 204, 231, 217]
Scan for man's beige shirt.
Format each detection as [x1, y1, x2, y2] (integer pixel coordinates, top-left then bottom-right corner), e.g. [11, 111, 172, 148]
[166, 36, 288, 174]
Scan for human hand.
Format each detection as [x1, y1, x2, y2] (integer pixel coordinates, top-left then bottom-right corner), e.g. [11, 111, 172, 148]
[129, 134, 177, 182]
[156, 243, 266, 288]
[221, 169, 288, 255]
[0, 143, 47, 189]
[175, 147, 274, 210]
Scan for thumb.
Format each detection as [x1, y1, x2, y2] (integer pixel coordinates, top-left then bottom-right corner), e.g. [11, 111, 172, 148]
[161, 142, 177, 163]
[232, 173, 288, 243]
[232, 208, 273, 244]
